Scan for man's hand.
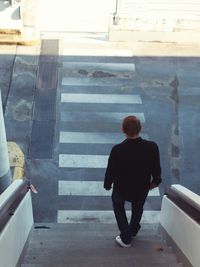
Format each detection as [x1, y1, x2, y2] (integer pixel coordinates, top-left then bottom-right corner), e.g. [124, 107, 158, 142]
[149, 182, 157, 190]
[104, 186, 112, 191]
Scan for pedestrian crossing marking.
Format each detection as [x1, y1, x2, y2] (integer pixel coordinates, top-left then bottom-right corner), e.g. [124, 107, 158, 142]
[60, 112, 145, 123]
[60, 132, 149, 144]
[61, 93, 142, 104]
[62, 48, 133, 57]
[57, 51, 161, 224]
[62, 77, 134, 86]
[57, 210, 160, 224]
[58, 181, 160, 197]
[62, 62, 135, 72]
[59, 154, 108, 168]
[60, 132, 123, 144]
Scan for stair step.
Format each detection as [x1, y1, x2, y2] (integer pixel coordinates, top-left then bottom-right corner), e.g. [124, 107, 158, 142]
[32, 222, 160, 233]
[0, 29, 21, 35]
[29, 223, 163, 243]
[23, 253, 179, 266]
[22, 223, 180, 266]
[26, 239, 173, 254]
[0, 27, 39, 45]
[22, 263, 183, 267]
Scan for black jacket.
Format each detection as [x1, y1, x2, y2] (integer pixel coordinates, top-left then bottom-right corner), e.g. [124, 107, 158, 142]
[104, 137, 162, 201]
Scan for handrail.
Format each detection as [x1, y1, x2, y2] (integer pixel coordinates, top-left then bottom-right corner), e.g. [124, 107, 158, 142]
[165, 184, 200, 225]
[0, 179, 30, 232]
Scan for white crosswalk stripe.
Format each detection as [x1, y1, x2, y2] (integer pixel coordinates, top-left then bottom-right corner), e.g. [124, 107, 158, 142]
[60, 112, 145, 123]
[62, 77, 134, 86]
[61, 93, 141, 104]
[62, 48, 133, 57]
[60, 132, 123, 144]
[60, 131, 149, 144]
[62, 62, 135, 72]
[59, 154, 108, 168]
[58, 181, 160, 197]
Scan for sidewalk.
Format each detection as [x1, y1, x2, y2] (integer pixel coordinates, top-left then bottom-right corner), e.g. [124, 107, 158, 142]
[1, 43, 40, 164]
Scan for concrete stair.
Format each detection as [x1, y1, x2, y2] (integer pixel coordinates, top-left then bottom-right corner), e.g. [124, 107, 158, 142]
[21, 223, 183, 267]
[0, 27, 38, 45]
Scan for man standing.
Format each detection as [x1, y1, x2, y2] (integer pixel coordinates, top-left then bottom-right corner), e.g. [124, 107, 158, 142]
[104, 115, 162, 248]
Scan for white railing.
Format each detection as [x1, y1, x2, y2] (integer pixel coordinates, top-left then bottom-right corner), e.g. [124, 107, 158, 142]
[160, 184, 200, 267]
[0, 179, 33, 267]
[1, 180, 199, 266]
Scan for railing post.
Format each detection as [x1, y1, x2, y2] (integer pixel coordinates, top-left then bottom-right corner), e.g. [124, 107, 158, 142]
[0, 90, 11, 194]
[10, 0, 21, 7]
[113, 0, 120, 25]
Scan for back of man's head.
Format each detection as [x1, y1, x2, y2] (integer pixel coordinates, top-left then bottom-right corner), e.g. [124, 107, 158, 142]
[122, 116, 141, 137]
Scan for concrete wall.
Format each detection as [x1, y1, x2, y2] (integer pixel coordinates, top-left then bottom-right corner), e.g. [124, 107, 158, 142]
[110, 0, 200, 42]
[117, 0, 200, 19]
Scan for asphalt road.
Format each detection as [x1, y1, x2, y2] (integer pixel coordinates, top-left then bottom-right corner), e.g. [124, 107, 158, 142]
[1, 36, 200, 222]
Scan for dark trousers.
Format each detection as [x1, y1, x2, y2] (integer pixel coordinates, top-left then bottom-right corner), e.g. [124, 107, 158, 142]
[112, 190, 144, 244]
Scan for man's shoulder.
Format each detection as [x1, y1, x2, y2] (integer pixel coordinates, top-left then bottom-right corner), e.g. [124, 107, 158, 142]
[142, 138, 157, 145]
[111, 138, 159, 151]
[112, 142, 123, 151]
[141, 138, 159, 150]
[111, 139, 127, 151]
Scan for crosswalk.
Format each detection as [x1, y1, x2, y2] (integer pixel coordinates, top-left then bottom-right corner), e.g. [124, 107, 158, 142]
[57, 45, 161, 224]
[58, 181, 160, 197]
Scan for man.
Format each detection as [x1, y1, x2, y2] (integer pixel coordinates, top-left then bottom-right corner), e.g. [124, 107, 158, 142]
[104, 115, 162, 248]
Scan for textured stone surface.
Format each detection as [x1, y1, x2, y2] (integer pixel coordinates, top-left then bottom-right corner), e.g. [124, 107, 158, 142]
[22, 223, 182, 267]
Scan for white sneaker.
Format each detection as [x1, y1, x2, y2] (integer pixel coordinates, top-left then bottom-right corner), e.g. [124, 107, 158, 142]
[115, 236, 131, 248]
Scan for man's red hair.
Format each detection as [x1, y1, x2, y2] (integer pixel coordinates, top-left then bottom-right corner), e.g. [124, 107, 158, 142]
[122, 116, 141, 137]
